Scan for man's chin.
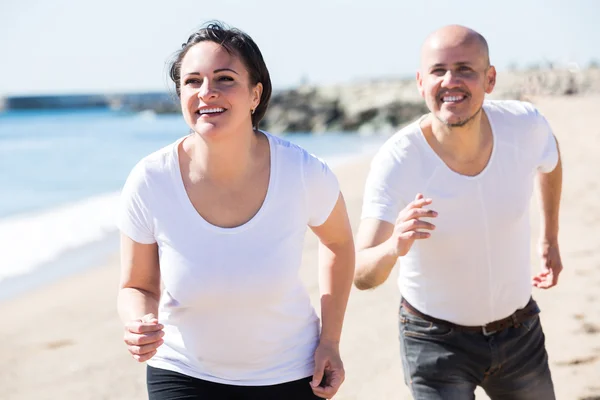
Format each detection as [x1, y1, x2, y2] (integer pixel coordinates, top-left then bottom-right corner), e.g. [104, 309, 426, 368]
[436, 108, 481, 128]
[436, 113, 466, 127]
[445, 118, 469, 128]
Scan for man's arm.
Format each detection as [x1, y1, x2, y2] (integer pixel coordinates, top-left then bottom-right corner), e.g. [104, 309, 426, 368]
[354, 194, 436, 290]
[538, 137, 562, 245]
[533, 137, 563, 289]
[354, 219, 398, 290]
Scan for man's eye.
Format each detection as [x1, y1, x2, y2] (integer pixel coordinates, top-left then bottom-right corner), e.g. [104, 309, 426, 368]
[431, 69, 445, 75]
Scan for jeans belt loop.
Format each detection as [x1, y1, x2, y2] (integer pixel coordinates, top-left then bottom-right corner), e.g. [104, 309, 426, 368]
[511, 313, 520, 327]
[482, 325, 496, 336]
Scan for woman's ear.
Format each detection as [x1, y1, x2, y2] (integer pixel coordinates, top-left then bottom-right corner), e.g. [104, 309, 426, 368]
[253, 82, 263, 109]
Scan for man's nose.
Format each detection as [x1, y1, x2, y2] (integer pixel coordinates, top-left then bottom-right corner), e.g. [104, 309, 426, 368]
[441, 70, 461, 88]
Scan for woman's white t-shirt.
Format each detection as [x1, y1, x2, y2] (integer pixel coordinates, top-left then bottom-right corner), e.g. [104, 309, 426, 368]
[117, 131, 340, 385]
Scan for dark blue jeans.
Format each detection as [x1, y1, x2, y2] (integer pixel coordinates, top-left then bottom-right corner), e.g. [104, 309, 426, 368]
[399, 303, 555, 400]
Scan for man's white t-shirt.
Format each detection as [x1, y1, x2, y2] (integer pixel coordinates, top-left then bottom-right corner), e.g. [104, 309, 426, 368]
[361, 100, 559, 326]
[117, 132, 340, 385]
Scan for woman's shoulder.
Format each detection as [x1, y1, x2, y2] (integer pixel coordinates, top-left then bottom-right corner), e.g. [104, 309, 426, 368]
[263, 131, 305, 153]
[261, 130, 321, 166]
[125, 137, 182, 186]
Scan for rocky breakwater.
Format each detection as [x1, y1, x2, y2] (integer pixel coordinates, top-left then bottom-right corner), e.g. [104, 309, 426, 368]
[262, 80, 427, 134]
[261, 67, 600, 134]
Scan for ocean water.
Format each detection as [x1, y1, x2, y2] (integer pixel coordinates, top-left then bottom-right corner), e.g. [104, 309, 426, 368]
[0, 108, 387, 292]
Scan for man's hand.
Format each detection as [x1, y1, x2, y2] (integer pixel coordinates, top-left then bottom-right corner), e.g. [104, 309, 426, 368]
[532, 241, 563, 289]
[390, 193, 437, 257]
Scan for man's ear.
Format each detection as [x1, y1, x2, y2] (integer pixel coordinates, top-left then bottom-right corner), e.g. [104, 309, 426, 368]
[485, 66, 497, 94]
[416, 71, 425, 98]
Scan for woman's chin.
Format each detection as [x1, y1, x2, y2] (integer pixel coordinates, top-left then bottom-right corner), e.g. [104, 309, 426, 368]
[191, 123, 223, 137]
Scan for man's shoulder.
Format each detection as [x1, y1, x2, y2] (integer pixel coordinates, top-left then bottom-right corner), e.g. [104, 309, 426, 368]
[377, 119, 425, 159]
[484, 99, 541, 121]
[367, 119, 433, 180]
[484, 99, 551, 146]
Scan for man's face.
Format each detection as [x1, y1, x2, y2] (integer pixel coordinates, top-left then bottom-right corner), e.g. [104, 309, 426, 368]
[417, 39, 496, 127]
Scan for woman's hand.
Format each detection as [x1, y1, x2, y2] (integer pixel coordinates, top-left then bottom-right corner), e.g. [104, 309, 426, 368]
[310, 340, 345, 399]
[123, 313, 164, 362]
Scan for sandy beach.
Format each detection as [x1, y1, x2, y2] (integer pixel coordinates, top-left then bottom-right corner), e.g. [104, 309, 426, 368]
[2, 95, 599, 400]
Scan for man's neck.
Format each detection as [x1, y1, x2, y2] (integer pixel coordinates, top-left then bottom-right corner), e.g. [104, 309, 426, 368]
[420, 109, 494, 177]
[429, 109, 489, 164]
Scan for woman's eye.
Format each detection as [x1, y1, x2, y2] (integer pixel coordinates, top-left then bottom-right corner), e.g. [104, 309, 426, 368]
[218, 76, 234, 82]
[185, 79, 201, 85]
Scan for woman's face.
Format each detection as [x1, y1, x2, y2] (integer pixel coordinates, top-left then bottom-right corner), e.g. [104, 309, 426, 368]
[179, 41, 262, 140]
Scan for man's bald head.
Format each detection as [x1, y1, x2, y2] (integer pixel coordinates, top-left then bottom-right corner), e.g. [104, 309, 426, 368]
[416, 25, 496, 128]
[420, 25, 490, 69]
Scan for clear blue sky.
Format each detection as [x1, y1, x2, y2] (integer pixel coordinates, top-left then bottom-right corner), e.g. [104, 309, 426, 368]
[1, 0, 598, 96]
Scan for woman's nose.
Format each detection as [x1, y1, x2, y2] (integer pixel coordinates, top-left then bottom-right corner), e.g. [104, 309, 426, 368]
[198, 80, 218, 99]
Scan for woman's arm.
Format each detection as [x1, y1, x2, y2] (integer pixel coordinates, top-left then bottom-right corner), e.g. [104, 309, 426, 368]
[308, 193, 355, 398]
[117, 234, 164, 362]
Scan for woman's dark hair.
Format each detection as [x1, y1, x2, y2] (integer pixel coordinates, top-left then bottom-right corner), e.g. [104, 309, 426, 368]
[169, 21, 272, 129]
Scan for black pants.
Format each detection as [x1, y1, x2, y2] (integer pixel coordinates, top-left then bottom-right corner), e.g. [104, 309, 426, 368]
[147, 365, 325, 399]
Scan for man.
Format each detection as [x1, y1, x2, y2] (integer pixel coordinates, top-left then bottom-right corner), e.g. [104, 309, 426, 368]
[354, 25, 562, 399]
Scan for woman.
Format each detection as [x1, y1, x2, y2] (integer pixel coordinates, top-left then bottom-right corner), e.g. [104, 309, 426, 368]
[117, 22, 354, 399]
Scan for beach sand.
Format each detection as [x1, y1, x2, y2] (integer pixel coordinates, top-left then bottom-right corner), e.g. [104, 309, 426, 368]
[1, 95, 599, 399]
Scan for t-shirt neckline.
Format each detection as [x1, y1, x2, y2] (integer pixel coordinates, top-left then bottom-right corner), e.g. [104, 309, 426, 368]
[416, 103, 497, 181]
[170, 131, 276, 234]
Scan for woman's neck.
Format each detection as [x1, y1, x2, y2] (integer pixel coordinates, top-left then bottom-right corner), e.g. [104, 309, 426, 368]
[183, 129, 263, 185]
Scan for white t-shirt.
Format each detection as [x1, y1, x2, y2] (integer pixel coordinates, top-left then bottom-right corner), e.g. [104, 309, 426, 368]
[361, 100, 559, 326]
[117, 131, 340, 385]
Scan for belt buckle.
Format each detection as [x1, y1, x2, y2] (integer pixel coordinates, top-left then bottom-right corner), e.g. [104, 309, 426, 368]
[482, 325, 496, 336]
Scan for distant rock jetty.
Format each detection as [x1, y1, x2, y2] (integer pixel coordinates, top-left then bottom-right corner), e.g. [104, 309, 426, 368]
[3, 68, 599, 134]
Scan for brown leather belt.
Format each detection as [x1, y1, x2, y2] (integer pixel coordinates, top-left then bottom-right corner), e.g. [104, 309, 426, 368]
[401, 297, 540, 335]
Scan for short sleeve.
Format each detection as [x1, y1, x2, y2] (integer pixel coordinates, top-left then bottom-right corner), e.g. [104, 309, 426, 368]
[535, 114, 559, 173]
[521, 103, 559, 173]
[303, 153, 340, 227]
[361, 146, 405, 224]
[116, 162, 156, 244]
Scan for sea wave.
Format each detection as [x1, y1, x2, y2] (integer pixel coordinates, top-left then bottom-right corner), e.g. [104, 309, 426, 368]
[0, 192, 121, 282]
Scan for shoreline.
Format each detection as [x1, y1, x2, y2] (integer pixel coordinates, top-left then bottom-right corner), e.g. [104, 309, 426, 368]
[0, 233, 119, 303]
